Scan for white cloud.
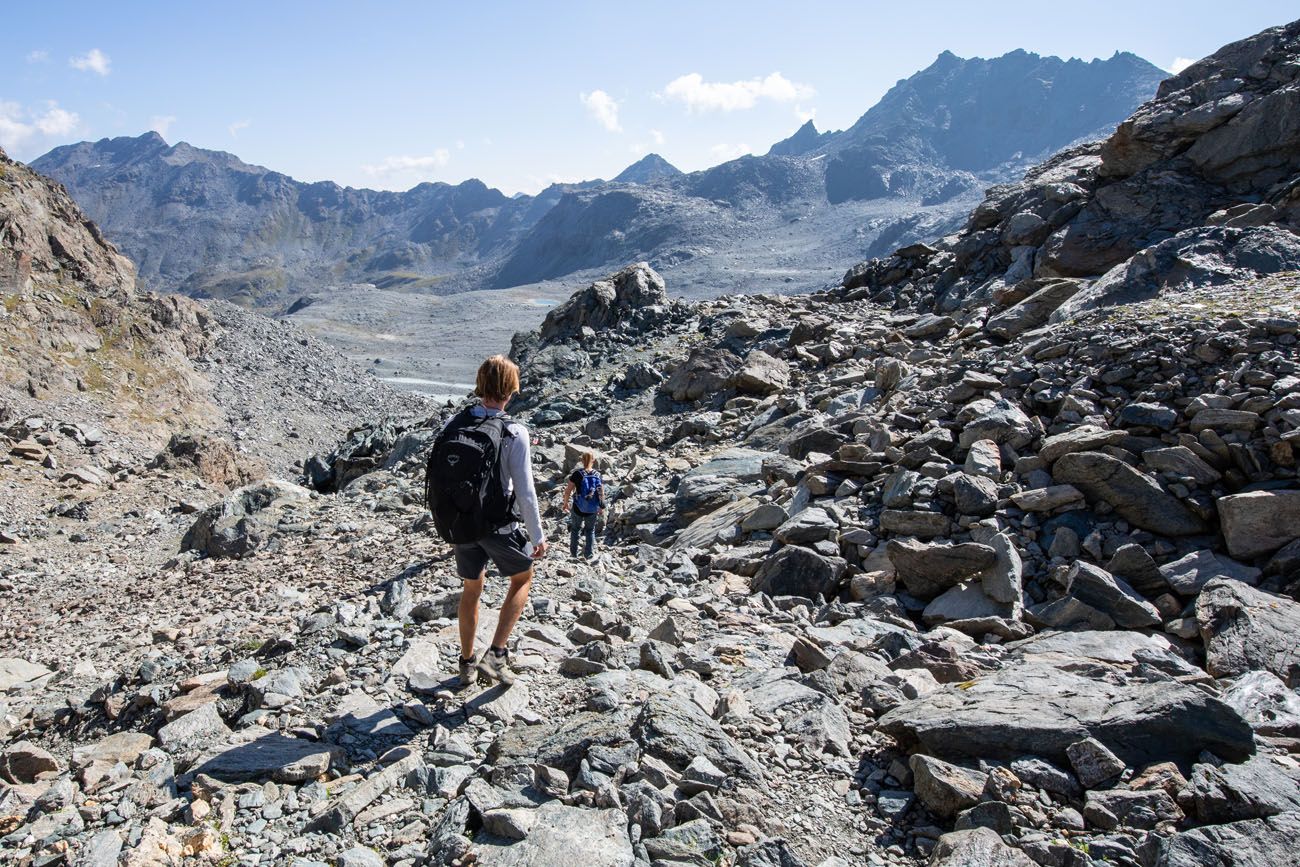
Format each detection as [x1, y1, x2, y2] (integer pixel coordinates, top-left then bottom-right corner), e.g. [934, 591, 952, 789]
[0, 103, 32, 150]
[1168, 57, 1196, 75]
[149, 115, 176, 137]
[580, 90, 622, 132]
[0, 101, 81, 154]
[228, 119, 251, 137]
[26, 50, 49, 63]
[629, 142, 648, 156]
[455, 139, 465, 150]
[662, 71, 813, 113]
[710, 142, 753, 161]
[795, 105, 816, 123]
[360, 151, 452, 187]
[35, 106, 78, 136]
[69, 48, 111, 76]
[650, 129, 665, 146]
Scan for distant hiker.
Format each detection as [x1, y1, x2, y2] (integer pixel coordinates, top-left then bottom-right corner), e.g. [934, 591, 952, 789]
[426, 354, 547, 688]
[563, 451, 605, 559]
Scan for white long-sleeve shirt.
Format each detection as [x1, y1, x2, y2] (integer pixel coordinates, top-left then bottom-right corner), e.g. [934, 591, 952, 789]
[460, 404, 544, 545]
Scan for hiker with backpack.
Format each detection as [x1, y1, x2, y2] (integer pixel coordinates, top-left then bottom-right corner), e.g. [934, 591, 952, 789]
[562, 451, 604, 559]
[426, 355, 547, 688]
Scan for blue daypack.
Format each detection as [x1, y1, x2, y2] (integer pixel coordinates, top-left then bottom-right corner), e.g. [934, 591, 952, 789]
[575, 470, 603, 514]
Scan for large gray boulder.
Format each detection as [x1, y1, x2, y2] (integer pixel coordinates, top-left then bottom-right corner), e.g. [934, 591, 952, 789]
[1055, 225, 1300, 317]
[194, 732, 346, 784]
[1187, 755, 1300, 823]
[1218, 490, 1300, 559]
[1139, 810, 1300, 867]
[985, 278, 1084, 338]
[910, 755, 986, 819]
[1219, 671, 1300, 737]
[661, 346, 742, 403]
[631, 695, 764, 782]
[745, 678, 850, 757]
[475, 802, 633, 867]
[1197, 578, 1300, 686]
[182, 479, 312, 559]
[928, 828, 1036, 866]
[1160, 549, 1261, 596]
[750, 546, 847, 599]
[1061, 561, 1161, 628]
[957, 400, 1035, 449]
[887, 539, 997, 598]
[731, 350, 791, 395]
[1053, 451, 1205, 536]
[878, 651, 1253, 766]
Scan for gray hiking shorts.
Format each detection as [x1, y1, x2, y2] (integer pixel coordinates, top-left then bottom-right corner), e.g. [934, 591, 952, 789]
[454, 528, 533, 580]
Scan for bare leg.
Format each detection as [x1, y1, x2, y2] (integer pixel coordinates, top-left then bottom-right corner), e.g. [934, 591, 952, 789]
[459, 574, 484, 659]
[490, 568, 534, 649]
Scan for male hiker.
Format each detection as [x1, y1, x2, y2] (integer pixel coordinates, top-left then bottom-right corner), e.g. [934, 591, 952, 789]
[426, 355, 547, 688]
[562, 450, 605, 559]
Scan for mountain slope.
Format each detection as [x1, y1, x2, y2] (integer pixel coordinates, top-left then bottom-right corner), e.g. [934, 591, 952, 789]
[32, 49, 1166, 305]
[838, 18, 1300, 327]
[614, 153, 682, 184]
[0, 145, 427, 473]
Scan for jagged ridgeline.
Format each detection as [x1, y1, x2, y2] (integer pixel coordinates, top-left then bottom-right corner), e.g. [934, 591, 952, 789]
[3, 18, 1300, 867]
[30, 49, 1165, 305]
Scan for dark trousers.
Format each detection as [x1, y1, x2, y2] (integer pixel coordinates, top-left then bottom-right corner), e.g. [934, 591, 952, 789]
[569, 510, 598, 558]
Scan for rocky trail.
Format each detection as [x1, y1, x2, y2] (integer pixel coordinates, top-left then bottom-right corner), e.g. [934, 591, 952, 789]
[4, 17, 1300, 867]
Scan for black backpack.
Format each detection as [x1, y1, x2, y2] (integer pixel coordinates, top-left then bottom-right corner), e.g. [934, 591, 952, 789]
[425, 410, 516, 544]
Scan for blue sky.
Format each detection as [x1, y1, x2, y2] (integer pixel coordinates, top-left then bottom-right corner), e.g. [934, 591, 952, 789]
[2, 2, 1294, 194]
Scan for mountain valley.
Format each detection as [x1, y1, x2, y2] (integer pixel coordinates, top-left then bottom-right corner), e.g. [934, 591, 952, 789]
[1, 17, 1300, 867]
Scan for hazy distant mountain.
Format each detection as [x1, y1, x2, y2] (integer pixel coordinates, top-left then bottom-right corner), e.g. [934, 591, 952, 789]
[32, 48, 1166, 304]
[614, 154, 682, 184]
[818, 49, 1166, 204]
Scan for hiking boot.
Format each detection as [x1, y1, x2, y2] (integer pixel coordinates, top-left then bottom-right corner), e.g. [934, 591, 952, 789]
[476, 647, 515, 686]
[457, 655, 478, 689]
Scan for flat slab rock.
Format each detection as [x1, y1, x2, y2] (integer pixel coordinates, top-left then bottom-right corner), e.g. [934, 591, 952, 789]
[877, 640, 1253, 767]
[194, 731, 345, 783]
[0, 658, 53, 692]
[929, 827, 1036, 866]
[1217, 490, 1300, 559]
[1139, 809, 1300, 867]
[474, 802, 634, 867]
[1197, 578, 1300, 687]
[1053, 451, 1205, 536]
[887, 539, 996, 598]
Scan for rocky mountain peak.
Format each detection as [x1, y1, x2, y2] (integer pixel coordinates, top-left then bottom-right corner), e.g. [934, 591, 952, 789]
[839, 16, 1300, 321]
[614, 153, 682, 185]
[766, 119, 827, 157]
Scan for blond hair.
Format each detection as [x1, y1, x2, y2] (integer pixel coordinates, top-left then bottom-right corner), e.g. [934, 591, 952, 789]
[581, 451, 596, 470]
[475, 354, 520, 403]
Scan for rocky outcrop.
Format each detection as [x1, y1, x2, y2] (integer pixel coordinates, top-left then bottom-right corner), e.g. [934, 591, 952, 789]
[838, 19, 1300, 324]
[182, 480, 313, 559]
[1197, 578, 1300, 686]
[537, 263, 672, 344]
